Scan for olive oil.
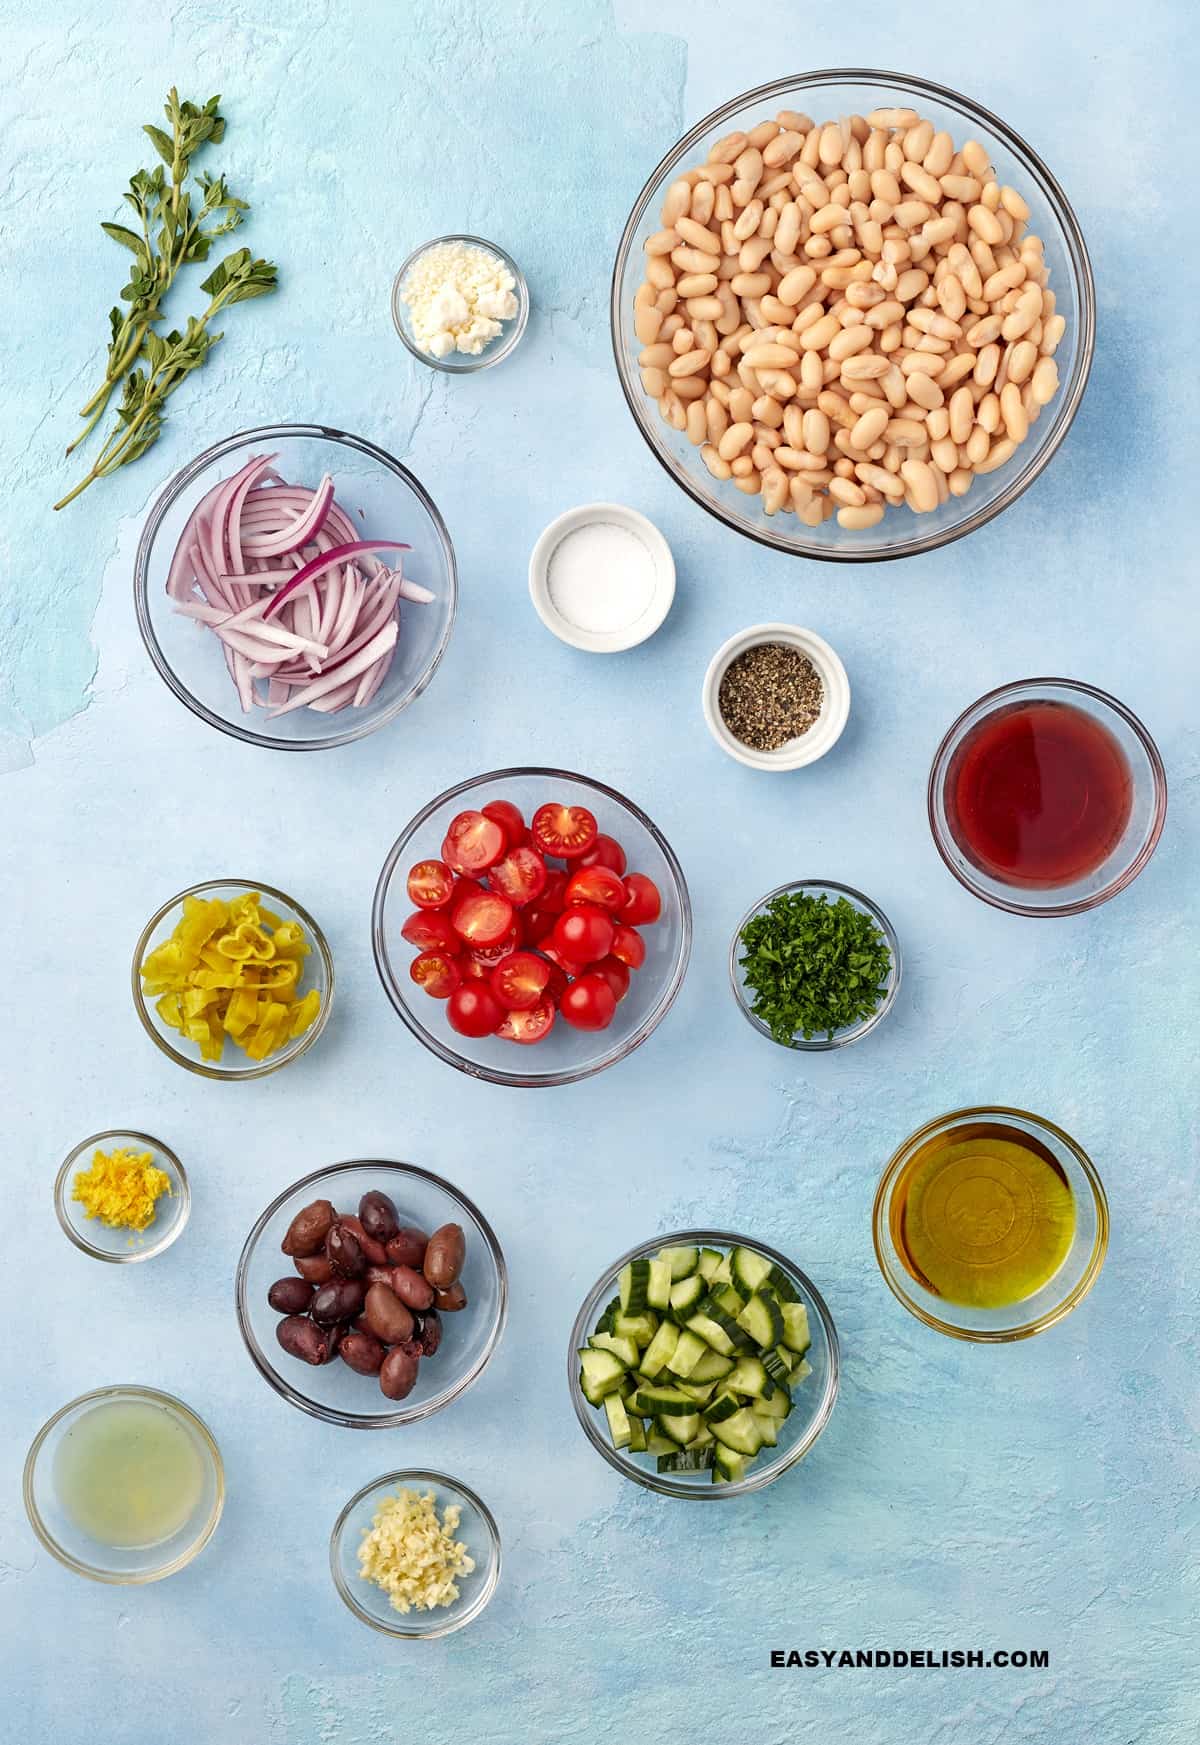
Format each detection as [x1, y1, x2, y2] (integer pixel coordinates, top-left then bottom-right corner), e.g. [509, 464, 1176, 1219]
[54, 1399, 205, 1548]
[890, 1120, 1075, 1308]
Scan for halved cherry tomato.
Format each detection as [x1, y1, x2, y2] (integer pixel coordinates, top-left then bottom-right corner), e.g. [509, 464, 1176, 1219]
[451, 887, 515, 949]
[442, 809, 506, 874]
[490, 950, 553, 1011]
[400, 910, 460, 954]
[580, 833, 627, 876]
[564, 864, 626, 913]
[537, 940, 586, 983]
[461, 955, 492, 981]
[560, 972, 617, 1031]
[621, 872, 662, 926]
[541, 870, 569, 911]
[593, 955, 631, 1003]
[488, 844, 547, 907]
[406, 859, 455, 909]
[466, 924, 521, 969]
[531, 802, 598, 860]
[408, 950, 461, 999]
[446, 983, 504, 1037]
[497, 999, 556, 1044]
[482, 799, 527, 850]
[610, 922, 646, 969]
[553, 903, 615, 964]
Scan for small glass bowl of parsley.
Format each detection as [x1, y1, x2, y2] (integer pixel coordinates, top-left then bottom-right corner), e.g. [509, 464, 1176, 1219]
[730, 880, 901, 1051]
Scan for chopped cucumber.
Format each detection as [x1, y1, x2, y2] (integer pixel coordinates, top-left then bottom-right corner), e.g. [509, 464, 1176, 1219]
[594, 1295, 621, 1335]
[737, 1292, 785, 1351]
[645, 1426, 676, 1455]
[709, 1407, 763, 1457]
[781, 1302, 811, 1355]
[657, 1244, 700, 1280]
[627, 1416, 647, 1454]
[667, 1274, 706, 1323]
[663, 1410, 702, 1445]
[677, 1378, 717, 1405]
[757, 1387, 793, 1420]
[578, 1347, 627, 1405]
[713, 1444, 749, 1484]
[613, 1310, 658, 1344]
[604, 1392, 632, 1449]
[630, 1383, 698, 1417]
[588, 1332, 640, 1367]
[619, 1257, 651, 1313]
[684, 1312, 737, 1357]
[703, 1390, 742, 1425]
[762, 1347, 793, 1389]
[731, 1245, 772, 1296]
[639, 1319, 680, 1378]
[657, 1445, 714, 1473]
[725, 1355, 786, 1401]
[666, 1328, 710, 1378]
[688, 1347, 735, 1384]
[711, 1253, 733, 1287]
[697, 1247, 723, 1282]
[752, 1410, 780, 1448]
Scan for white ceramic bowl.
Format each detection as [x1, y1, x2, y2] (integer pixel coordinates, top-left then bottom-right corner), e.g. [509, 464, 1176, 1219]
[702, 624, 850, 770]
[528, 503, 675, 653]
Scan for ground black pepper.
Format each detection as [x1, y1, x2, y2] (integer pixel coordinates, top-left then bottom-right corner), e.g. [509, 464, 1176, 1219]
[718, 642, 824, 751]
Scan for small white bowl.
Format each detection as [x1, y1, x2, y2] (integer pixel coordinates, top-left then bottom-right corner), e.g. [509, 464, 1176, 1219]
[702, 624, 850, 771]
[528, 503, 675, 653]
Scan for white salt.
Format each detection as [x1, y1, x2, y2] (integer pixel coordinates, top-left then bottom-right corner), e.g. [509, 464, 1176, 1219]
[545, 521, 657, 635]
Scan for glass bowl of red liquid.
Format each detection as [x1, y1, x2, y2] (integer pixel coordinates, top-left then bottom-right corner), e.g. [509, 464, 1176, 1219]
[928, 678, 1166, 916]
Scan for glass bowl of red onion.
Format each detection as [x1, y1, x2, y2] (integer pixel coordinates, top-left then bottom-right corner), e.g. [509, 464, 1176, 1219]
[134, 425, 458, 750]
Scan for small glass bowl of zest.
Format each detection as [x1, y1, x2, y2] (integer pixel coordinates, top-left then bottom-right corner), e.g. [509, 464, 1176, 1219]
[873, 1106, 1109, 1341]
[330, 1470, 501, 1637]
[24, 1386, 224, 1583]
[568, 1230, 839, 1499]
[55, 1130, 190, 1263]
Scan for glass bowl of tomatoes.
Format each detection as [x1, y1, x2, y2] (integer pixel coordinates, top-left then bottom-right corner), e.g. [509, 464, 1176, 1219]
[372, 768, 692, 1087]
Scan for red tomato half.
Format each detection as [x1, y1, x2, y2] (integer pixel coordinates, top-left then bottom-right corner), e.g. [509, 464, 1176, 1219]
[580, 833, 627, 876]
[406, 859, 455, 909]
[553, 904, 615, 965]
[488, 844, 548, 907]
[452, 887, 516, 948]
[401, 910, 460, 954]
[497, 999, 556, 1044]
[531, 802, 598, 860]
[490, 950, 553, 1011]
[564, 865, 626, 913]
[537, 941, 585, 984]
[560, 972, 617, 1031]
[593, 955, 631, 1003]
[446, 984, 504, 1038]
[482, 799, 527, 850]
[610, 923, 646, 969]
[408, 950, 461, 999]
[621, 873, 662, 926]
[442, 809, 506, 874]
[466, 924, 521, 969]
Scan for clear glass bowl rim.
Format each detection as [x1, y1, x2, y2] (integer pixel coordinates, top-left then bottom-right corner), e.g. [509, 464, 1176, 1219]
[871, 1103, 1110, 1341]
[567, 1227, 840, 1499]
[133, 422, 459, 750]
[234, 1158, 509, 1428]
[610, 67, 1096, 564]
[372, 765, 694, 1087]
[23, 1384, 225, 1584]
[927, 676, 1168, 916]
[729, 878, 902, 1050]
[130, 877, 334, 1081]
[329, 1467, 502, 1636]
[390, 234, 530, 373]
[54, 1129, 190, 1263]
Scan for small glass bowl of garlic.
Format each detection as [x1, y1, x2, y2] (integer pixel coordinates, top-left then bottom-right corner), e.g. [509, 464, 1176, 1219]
[392, 235, 529, 373]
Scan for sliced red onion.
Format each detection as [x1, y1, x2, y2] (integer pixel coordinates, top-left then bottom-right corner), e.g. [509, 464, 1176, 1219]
[265, 621, 399, 718]
[261, 540, 411, 621]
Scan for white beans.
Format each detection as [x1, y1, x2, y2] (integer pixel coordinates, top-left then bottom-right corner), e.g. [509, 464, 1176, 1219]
[635, 103, 1065, 525]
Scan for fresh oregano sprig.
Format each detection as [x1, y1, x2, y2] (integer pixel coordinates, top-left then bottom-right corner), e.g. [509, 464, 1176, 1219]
[738, 889, 893, 1043]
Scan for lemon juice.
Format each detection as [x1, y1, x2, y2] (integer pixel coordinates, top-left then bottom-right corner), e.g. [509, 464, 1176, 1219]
[54, 1398, 205, 1548]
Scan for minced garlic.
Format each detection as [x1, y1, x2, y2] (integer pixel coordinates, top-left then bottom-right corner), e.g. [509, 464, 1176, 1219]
[72, 1146, 172, 1231]
[356, 1488, 475, 1614]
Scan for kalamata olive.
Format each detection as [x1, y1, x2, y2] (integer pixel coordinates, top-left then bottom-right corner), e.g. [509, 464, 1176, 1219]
[364, 1264, 394, 1287]
[379, 1346, 419, 1400]
[326, 1223, 366, 1278]
[385, 1226, 428, 1269]
[418, 1307, 442, 1357]
[294, 1252, 334, 1284]
[423, 1222, 466, 1290]
[362, 1282, 415, 1345]
[280, 1198, 336, 1257]
[358, 1190, 400, 1244]
[311, 1279, 366, 1324]
[434, 1282, 468, 1312]
[393, 1336, 423, 1361]
[276, 1314, 330, 1365]
[335, 1213, 387, 1267]
[340, 1330, 386, 1375]
[268, 1277, 315, 1315]
[390, 1263, 435, 1311]
[322, 1323, 345, 1362]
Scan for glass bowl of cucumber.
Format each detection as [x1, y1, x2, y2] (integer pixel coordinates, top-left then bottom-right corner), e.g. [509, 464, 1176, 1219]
[567, 1229, 839, 1499]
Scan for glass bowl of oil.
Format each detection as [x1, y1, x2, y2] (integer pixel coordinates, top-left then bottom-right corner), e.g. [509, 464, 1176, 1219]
[24, 1386, 224, 1583]
[872, 1107, 1108, 1341]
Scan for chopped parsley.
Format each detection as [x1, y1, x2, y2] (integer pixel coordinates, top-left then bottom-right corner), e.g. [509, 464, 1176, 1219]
[738, 889, 892, 1043]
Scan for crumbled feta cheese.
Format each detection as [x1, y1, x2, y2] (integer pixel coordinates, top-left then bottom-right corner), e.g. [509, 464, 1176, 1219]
[399, 240, 520, 359]
[356, 1487, 475, 1614]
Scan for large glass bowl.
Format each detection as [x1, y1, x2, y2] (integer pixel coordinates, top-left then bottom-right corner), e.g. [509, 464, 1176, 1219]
[236, 1160, 507, 1429]
[372, 768, 692, 1087]
[135, 425, 457, 749]
[568, 1229, 839, 1499]
[873, 1106, 1108, 1340]
[612, 70, 1095, 562]
[928, 678, 1167, 916]
[330, 1470, 501, 1637]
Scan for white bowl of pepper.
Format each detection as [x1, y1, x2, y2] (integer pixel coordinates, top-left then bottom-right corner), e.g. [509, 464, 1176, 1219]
[702, 624, 850, 771]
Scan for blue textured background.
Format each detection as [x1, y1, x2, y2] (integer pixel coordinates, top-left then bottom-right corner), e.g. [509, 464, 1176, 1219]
[2, 2, 1196, 1739]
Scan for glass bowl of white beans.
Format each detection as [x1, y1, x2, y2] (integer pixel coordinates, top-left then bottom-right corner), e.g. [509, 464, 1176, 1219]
[611, 70, 1095, 563]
